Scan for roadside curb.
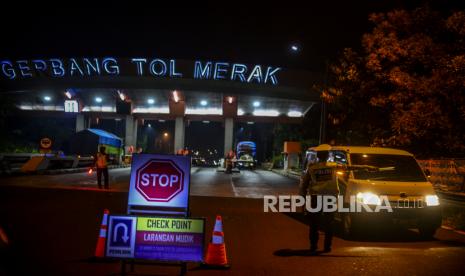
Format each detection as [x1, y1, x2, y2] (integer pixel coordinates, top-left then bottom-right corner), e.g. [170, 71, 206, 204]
[441, 225, 465, 236]
[436, 190, 465, 202]
[271, 169, 300, 180]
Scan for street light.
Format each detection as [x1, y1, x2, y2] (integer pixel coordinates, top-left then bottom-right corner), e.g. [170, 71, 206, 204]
[200, 100, 208, 106]
[43, 96, 51, 102]
[163, 132, 169, 137]
[117, 90, 126, 101]
[253, 101, 260, 107]
[64, 90, 72, 99]
[147, 98, 155, 104]
[95, 97, 103, 103]
[172, 90, 180, 103]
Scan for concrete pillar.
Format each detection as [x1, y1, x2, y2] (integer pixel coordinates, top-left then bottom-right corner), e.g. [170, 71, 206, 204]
[133, 118, 138, 149]
[76, 114, 85, 132]
[224, 118, 234, 156]
[125, 115, 136, 150]
[174, 117, 185, 153]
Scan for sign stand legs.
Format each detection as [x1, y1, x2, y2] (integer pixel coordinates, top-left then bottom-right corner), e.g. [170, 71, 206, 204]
[180, 262, 187, 276]
[121, 260, 127, 276]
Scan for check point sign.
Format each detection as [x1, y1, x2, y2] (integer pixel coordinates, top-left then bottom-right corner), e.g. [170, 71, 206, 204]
[114, 154, 200, 263]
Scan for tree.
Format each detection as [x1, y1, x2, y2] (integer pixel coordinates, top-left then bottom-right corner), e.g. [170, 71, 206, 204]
[324, 6, 465, 157]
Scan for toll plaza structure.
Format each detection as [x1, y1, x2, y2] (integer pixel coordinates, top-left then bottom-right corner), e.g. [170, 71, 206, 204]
[0, 57, 322, 157]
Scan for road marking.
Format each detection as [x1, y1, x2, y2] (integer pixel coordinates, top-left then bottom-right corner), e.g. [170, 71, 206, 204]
[229, 174, 239, 197]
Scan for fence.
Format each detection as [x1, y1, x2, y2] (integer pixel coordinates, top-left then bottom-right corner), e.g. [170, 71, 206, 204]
[418, 159, 465, 192]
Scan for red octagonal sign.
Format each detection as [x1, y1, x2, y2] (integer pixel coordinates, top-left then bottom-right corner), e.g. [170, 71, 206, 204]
[135, 159, 184, 202]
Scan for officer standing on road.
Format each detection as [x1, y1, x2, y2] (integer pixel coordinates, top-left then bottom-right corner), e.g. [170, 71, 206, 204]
[299, 145, 339, 254]
[94, 146, 109, 189]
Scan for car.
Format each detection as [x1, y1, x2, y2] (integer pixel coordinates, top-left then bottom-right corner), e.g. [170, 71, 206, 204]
[305, 144, 442, 239]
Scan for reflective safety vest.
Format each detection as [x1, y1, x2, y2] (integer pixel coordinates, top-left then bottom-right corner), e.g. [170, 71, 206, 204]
[300, 161, 340, 195]
[96, 153, 108, 168]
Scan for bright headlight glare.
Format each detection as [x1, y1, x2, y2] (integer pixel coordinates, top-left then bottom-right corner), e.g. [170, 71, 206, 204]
[356, 192, 381, 205]
[425, 195, 439, 206]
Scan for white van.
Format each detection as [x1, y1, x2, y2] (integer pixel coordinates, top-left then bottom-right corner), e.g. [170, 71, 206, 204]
[304, 145, 442, 238]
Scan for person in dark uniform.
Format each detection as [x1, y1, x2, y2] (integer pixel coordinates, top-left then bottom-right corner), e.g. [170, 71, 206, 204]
[94, 146, 109, 189]
[299, 145, 339, 254]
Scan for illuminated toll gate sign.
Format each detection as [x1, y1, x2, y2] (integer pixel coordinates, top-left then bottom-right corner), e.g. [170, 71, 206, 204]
[0, 58, 282, 85]
[128, 154, 190, 210]
[106, 215, 205, 262]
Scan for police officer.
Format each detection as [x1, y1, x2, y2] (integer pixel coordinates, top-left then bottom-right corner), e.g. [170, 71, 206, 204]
[94, 146, 109, 189]
[299, 145, 339, 254]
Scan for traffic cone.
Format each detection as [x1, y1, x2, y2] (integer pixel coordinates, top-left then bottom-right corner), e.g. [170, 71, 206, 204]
[94, 209, 110, 258]
[203, 215, 230, 269]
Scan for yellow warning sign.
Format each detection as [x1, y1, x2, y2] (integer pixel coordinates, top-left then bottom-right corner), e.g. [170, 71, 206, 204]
[137, 217, 204, 233]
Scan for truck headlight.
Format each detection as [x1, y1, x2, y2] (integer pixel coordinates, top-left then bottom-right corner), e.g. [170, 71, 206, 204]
[356, 192, 381, 205]
[425, 195, 440, 206]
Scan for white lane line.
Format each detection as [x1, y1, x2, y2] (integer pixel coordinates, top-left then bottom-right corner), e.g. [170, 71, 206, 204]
[229, 173, 239, 197]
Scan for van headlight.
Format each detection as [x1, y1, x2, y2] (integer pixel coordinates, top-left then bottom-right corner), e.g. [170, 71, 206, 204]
[425, 195, 440, 206]
[356, 192, 381, 205]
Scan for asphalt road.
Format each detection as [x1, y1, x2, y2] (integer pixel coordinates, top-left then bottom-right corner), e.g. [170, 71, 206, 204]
[0, 167, 299, 198]
[0, 168, 465, 275]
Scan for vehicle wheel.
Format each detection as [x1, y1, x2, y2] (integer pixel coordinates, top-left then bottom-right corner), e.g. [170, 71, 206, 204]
[418, 224, 437, 239]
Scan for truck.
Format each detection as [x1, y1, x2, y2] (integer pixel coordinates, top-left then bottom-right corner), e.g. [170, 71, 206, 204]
[236, 141, 257, 170]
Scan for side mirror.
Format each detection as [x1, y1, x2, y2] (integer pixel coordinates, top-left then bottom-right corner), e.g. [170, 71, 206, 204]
[424, 169, 431, 177]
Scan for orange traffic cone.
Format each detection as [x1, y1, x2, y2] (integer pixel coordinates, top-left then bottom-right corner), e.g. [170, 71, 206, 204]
[203, 215, 230, 269]
[94, 209, 109, 258]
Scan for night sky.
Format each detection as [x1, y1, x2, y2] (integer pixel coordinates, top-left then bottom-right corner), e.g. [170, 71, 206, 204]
[3, 1, 462, 73]
[1, 1, 464, 156]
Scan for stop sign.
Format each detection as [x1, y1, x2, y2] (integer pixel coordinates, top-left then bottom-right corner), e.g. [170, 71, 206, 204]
[135, 159, 184, 202]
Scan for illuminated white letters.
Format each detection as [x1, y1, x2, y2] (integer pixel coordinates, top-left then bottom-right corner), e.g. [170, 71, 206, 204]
[140, 173, 179, 187]
[213, 62, 229, 80]
[231, 63, 247, 82]
[0, 58, 282, 85]
[16, 60, 32, 77]
[169, 59, 182, 78]
[32, 60, 47, 74]
[194, 61, 212, 79]
[149, 59, 167, 76]
[83, 58, 100, 75]
[131, 58, 147, 75]
[69, 58, 84, 76]
[102, 58, 119, 75]
[49, 59, 65, 77]
[264, 67, 281, 85]
[1, 61, 16, 79]
[247, 65, 263, 83]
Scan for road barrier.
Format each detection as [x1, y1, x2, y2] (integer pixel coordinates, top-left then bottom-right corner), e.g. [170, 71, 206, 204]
[95, 209, 110, 258]
[203, 215, 230, 269]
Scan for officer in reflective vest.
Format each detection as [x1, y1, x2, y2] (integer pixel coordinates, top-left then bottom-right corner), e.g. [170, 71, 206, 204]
[94, 146, 109, 189]
[299, 146, 339, 254]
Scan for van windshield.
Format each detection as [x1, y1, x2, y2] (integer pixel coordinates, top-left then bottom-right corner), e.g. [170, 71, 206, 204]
[350, 154, 427, 182]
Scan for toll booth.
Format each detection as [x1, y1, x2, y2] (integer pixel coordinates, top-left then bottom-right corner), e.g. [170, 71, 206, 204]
[283, 141, 301, 170]
[69, 128, 123, 164]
